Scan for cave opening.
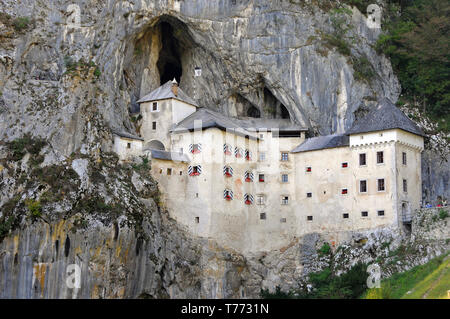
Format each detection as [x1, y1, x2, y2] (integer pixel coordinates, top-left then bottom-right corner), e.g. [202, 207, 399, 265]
[280, 104, 290, 119]
[247, 106, 261, 118]
[157, 22, 183, 84]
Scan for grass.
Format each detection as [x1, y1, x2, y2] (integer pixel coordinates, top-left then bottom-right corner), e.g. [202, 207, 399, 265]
[363, 253, 449, 299]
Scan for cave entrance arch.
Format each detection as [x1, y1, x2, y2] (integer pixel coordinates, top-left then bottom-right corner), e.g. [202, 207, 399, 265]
[146, 140, 165, 151]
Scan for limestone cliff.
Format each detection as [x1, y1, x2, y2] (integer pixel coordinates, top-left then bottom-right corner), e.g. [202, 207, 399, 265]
[0, 0, 447, 298]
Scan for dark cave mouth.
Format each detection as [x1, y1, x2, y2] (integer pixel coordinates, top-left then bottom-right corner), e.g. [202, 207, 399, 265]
[156, 21, 183, 84]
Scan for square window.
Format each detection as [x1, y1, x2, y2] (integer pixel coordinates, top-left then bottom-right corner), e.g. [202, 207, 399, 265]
[341, 188, 348, 195]
[259, 152, 266, 161]
[281, 174, 288, 183]
[342, 162, 348, 168]
[359, 153, 367, 166]
[378, 210, 385, 216]
[306, 166, 312, 173]
[306, 192, 312, 198]
[361, 211, 368, 217]
[360, 180, 367, 193]
[343, 213, 349, 219]
[281, 152, 289, 161]
[280, 218, 287, 223]
[260, 213, 266, 220]
[152, 121, 157, 130]
[256, 195, 265, 205]
[282, 196, 289, 205]
[307, 216, 313, 221]
[402, 152, 407, 165]
[259, 174, 265, 182]
[377, 179, 385, 191]
[377, 151, 384, 164]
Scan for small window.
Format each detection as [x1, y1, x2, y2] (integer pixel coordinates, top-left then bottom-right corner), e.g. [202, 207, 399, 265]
[260, 213, 266, 220]
[377, 151, 384, 164]
[195, 217, 199, 223]
[190, 143, 202, 154]
[256, 195, 265, 205]
[402, 152, 407, 165]
[195, 193, 199, 198]
[361, 211, 368, 217]
[224, 189, 233, 200]
[159, 168, 163, 174]
[281, 174, 288, 183]
[377, 178, 385, 191]
[127, 143, 131, 149]
[403, 179, 407, 193]
[281, 152, 289, 161]
[152, 121, 157, 130]
[152, 102, 158, 111]
[245, 171, 254, 182]
[341, 188, 348, 195]
[343, 213, 349, 219]
[281, 196, 289, 205]
[306, 166, 312, 173]
[306, 192, 312, 198]
[378, 210, 385, 216]
[307, 216, 313, 221]
[259, 133, 264, 140]
[223, 166, 233, 177]
[359, 153, 367, 166]
[223, 143, 232, 155]
[342, 162, 348, 168]
[179, 171, 183, 176]
[360, 180, 367, 193]
[189, 165, 202, 176]
[259, 152, 266, 161]
[280, 218, 286, 223]
[167, 168, 172, 175]
[244, 194, 254, 205]
[258, 174, 265, 182]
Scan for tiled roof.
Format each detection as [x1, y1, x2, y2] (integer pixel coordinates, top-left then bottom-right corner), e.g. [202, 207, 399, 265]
[291, 134, 349, 153]
[112, 130, 144, 141]
[346, 98, 425, 136]
[137, 80, 198, 107]
[150, 149, 190, 163]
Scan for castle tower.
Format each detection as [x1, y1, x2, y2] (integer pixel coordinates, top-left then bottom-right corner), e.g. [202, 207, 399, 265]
[137, 79, 198, 151]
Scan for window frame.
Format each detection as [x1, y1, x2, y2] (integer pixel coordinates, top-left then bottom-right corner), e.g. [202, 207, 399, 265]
[376, 151, 384, 164]
[281, 174, 289, 183]
[152, 121, 157, 130]
[281, 196, 289, 205]
[361, 211, 368, 218]
[281, 152, 289, 162]
[403, 179, 408, 193]
[377, 210, 385, 217]
[359, 180, 368, 193]
[151, 102, 159, 112]
[377, 178, 386, 192]
[402, 152, 407, 166]
[359, 153, 367, 166]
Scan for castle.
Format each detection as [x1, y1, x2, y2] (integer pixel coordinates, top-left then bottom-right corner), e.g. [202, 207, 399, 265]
[113, 80, 425, 253]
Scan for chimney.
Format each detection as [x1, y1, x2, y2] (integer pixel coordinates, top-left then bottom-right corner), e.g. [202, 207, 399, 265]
[171, 78, 178, 97]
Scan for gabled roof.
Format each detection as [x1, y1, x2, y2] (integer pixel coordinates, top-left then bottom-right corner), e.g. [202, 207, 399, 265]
[137, 80, 198, 107]
[149, 149, 190, 163]
[346, 98, 425, 137]
[291, 134, 349, 153]
[170, 108, 259, 140]
[112, 130, 144, 141]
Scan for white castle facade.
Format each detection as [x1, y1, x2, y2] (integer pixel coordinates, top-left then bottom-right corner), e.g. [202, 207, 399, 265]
[113, 80, 425, 253]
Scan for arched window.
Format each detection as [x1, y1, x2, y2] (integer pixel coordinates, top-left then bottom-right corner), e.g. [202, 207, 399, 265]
[189, 143, 202, 154]
[234, 147, 243, 158]
[244, 194, 254, 205]
[223, 143, 232, 155]
[188, 165, 202, 176]
[244, 171, 254, 182]
[224, 189, 234, 201]
[245, 149, 252, 161]
[223, 166, 233, 177]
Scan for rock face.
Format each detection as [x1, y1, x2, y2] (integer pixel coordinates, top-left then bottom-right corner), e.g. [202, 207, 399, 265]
[0, 0, 447, 299]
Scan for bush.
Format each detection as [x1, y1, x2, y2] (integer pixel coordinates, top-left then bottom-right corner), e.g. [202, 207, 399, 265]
[352, 55, 375, 83]
[25, 199, 42, 219]
[13, 17, 30, 31]
[439, 209, 449, 220]
[318, 242, 331, 255]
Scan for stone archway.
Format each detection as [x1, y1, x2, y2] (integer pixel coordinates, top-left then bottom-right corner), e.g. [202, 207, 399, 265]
[145, 140, 165, 150]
